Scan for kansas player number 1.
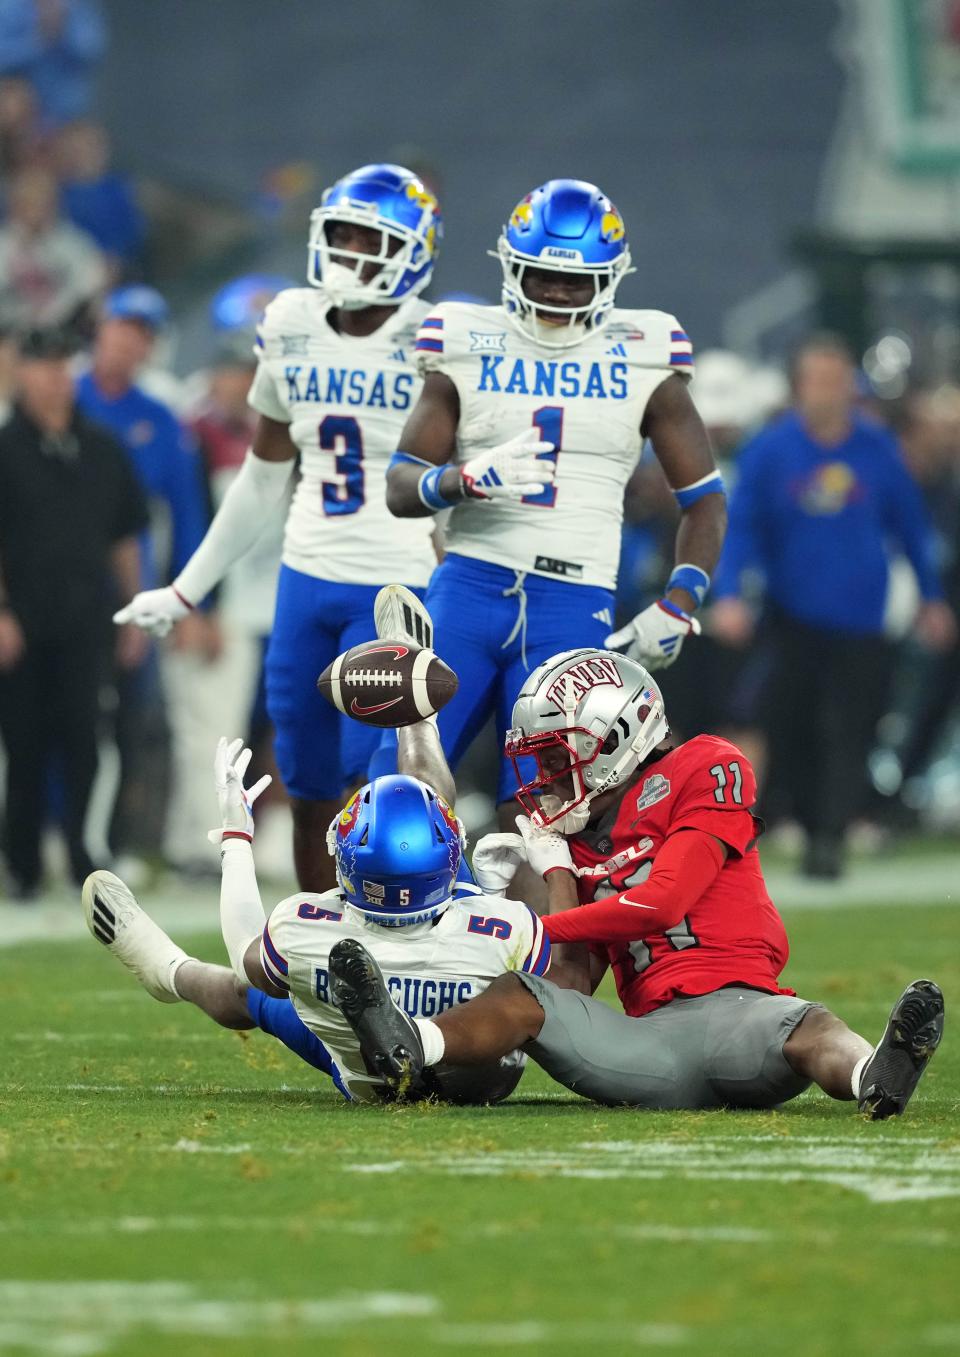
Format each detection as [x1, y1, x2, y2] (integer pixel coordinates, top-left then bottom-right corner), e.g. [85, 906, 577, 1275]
[522, 407, 563, 508]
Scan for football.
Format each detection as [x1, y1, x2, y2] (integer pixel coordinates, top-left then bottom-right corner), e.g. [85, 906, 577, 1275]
[317, 640, 458, 727]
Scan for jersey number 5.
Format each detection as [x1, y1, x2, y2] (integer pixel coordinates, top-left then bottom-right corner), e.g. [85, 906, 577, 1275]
[522, 407, 562, 508]
[319, 415, 364, 516]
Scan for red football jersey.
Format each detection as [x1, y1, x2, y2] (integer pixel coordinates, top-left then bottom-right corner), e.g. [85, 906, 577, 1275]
[567, 735, 793, 1017]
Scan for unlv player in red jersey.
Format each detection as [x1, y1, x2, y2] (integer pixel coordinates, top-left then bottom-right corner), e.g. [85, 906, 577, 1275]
[329, 648, 945, 1120]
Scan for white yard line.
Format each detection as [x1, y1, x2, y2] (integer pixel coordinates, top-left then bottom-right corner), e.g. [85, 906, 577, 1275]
[0, 1282, 438, 1356]
[10, 1131, 957, 1205]
[342, 1135, 960, 1205]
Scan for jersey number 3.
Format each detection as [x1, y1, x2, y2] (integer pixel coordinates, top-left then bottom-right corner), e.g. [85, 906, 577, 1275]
[319, 415, 364, 516]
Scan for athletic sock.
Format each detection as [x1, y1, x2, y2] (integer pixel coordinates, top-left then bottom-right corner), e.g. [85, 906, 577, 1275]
[414, 1018, 445, 1066]
[169, 955, 192, 1000]
[850, 1053, 871, 1099]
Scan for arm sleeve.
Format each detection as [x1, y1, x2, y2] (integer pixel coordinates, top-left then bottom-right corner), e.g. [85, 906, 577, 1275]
[543, 830, 724, 945]
[883, 442, 945, 602]
[172, 449, 293, 606]
[710, 436, 767, 599]
[219, 838, 268, 982]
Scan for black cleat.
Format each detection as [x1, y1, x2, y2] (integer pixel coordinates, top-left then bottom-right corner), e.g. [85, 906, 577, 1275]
[858, 979, 945, 1120]
[329, 939, 428, 1100]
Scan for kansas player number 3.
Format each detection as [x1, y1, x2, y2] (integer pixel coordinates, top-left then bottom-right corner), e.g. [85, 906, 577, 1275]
[319, 414, 365, 516]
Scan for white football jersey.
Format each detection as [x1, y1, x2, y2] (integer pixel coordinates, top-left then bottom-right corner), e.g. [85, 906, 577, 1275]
[259, 885, 550, 1102]
[416, 302, 694, 591]
[250, 287, 436, 587]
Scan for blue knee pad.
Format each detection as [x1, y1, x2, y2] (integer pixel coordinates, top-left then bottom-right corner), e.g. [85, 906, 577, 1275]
[246, 987, 350, 1099]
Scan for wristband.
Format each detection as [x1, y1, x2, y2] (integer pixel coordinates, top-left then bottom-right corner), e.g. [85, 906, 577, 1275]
[388, 450, 432, 473]
[417, 465, 452, 512]
[657, 597, 694, 623]
[666, 564, 710, 608]
[673, 471, 725, 509]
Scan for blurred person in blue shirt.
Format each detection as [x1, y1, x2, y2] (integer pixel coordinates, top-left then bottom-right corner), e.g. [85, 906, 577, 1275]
[711, 335, 955, 878]
[55, 121, 143, 279]
[0, 0, 106, 129]
[75, 286, 208, 589]
[75, 285, 214, 863]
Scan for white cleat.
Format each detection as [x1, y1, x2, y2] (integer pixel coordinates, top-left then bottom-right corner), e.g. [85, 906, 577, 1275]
[81, 870, 186, 1003]
[374, 583, 434, 650]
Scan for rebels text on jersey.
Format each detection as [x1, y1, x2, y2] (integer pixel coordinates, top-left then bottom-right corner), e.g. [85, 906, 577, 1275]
[250, 287, 436, 587]
[259, 887, 550, 1101]
[564, 736, 793, 1017]
[416, 301, 694, 590]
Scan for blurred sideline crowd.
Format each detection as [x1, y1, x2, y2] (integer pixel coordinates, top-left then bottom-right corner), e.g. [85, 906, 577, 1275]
[1, 1, 959, 901]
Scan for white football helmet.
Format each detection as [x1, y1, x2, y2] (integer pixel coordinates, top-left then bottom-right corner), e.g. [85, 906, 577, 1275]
[506, 649, 668, 831]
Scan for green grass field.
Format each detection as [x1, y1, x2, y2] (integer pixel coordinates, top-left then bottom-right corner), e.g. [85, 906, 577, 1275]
[2, 875, 959, 1356]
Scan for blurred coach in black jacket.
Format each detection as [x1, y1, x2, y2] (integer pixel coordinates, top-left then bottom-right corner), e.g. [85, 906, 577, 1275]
[0, 328, 149, 897]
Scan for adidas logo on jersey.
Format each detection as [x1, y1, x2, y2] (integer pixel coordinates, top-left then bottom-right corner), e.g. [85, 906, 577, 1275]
[592, 608, 613, 628]
[605, 342, 628, 357]
[389, 349, 406, 363]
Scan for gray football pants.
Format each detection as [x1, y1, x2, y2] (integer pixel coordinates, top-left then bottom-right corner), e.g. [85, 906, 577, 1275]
[517, 974, 821, 1110]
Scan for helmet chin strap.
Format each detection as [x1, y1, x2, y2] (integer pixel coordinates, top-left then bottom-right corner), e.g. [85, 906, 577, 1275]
[322, 262, 383, 310]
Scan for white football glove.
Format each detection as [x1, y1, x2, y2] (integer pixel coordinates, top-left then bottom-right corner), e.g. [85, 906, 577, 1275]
[516, 815, 576, 879]
[604, 599, 702, 671]
[207, 736, 272, 845]
[113, 585, 192, 638]
[471, 831, 526, 895]
[461, 427, 555, 501]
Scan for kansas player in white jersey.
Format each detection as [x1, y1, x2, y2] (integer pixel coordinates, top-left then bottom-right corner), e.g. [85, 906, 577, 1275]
[115, 165, 442, 891]
[80, 709, 550, 1105]
[385, 179, 727, 829]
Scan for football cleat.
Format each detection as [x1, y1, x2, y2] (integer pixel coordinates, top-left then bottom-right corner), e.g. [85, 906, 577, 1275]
[81, 870, 186, 1003]
[374, 583, 434, 651]
[858, 979, 945, 1120]
[329, 938, 428, 1099]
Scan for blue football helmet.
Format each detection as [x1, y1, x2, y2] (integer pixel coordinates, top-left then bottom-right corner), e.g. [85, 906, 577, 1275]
[494, 179, 633, 347]
[307, 163, 442, 310]
[327, 775, 465, 927]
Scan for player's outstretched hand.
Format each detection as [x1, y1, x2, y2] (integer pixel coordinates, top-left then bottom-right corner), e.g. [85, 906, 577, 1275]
[207, 736, 272, 845]
[472, 832, 526, 895]
[604, 598, 701, 671]
[516, 815, 576, 879]
[461, 427, 555, 500]
[113, 586, 192, 638]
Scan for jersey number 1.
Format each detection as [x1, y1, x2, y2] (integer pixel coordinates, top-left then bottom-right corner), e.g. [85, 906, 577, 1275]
[521, 407, 562, 508]
[319, 415, 364, 516]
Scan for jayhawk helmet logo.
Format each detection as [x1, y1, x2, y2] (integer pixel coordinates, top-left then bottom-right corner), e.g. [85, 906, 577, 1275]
[405, 179, 439, 213]
[338, 791, 362, 836]
[510, 197, 535, 232]
[599, 207, 626, 244]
